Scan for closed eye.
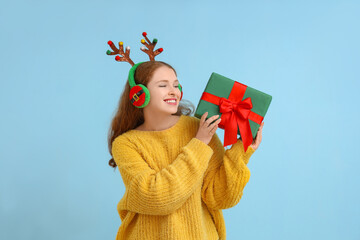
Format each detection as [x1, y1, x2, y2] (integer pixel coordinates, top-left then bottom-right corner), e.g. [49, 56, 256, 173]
[159, 85, 179, 88]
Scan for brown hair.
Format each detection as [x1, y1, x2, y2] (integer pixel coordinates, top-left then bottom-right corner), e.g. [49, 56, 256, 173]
[107, 61, 194, 168]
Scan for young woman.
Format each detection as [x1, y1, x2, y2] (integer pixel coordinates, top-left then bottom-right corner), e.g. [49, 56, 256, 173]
[108, 61, 263, 240]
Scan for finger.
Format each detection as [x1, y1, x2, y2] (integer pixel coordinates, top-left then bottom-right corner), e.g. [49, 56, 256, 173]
[258, 124, 263, 138]
[214, 118, 222, 125]
[205, 115, 220, 127]
[208, 118, 221, 129]
[258, 130, 263, 143]
[252, 135, 259, 147]
[200, 112, 208, 126]
[255, 123, 263, 139]
[253, 129, 261, 144]
[259, 122, 264, 130]
[256, 127, 263, 145]
[209, 124, 218, 135]
[209, 119, 221, 133]
[254, 134, 259, 145]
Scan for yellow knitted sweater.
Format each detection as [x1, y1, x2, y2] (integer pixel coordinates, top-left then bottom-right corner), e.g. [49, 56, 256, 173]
[111, 115, 255, 240]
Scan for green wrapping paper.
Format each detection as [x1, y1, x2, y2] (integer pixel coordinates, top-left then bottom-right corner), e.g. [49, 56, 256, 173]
[195, 72, 272, 147]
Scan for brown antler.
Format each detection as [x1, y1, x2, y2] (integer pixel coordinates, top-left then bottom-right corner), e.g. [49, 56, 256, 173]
[140, 32, 163, 61]
[106, 40, 135, 66]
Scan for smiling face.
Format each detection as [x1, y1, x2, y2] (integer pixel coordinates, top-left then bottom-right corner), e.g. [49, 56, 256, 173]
[145, 66, 181, 116]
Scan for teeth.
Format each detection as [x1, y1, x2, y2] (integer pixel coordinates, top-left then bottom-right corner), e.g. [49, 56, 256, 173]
[165, 100, 176, 103]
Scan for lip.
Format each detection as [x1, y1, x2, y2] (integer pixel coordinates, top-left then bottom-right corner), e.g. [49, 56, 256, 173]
[164, 98, 178, 105]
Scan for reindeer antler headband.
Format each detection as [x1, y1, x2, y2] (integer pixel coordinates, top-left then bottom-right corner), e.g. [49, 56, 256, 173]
[106, 32, 163, 67]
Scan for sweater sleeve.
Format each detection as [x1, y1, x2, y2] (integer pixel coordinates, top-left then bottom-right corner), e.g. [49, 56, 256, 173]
[201, 134, 255, 210]
[112, 136, 214, 216]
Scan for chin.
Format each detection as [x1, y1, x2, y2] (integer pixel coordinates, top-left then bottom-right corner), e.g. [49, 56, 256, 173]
[166, 108, 179, 115]
[154, 102, 179, 115]
[167, 109, 178, 115]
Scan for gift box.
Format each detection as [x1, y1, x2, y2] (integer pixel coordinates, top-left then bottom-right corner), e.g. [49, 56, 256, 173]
[195, 72, 272, 151]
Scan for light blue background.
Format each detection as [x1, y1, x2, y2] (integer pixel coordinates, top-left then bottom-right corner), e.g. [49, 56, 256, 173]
[1, 0, 359, 239]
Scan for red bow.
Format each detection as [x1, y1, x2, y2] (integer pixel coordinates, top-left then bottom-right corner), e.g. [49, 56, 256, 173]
[218, 97, 253, 151]
[200, 82, 263, 151]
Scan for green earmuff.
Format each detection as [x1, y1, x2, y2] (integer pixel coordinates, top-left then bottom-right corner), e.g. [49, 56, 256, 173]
[128, 62, 150, 108]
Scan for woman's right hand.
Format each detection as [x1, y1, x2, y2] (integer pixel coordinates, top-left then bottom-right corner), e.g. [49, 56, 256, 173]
[195, 112, 222, 145]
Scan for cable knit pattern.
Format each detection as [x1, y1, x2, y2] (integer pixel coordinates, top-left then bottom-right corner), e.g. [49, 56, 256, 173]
[112, 115, 255, 240]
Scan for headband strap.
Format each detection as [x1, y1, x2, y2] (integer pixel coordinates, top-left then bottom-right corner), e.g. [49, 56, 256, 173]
[128, 62, 144, 87]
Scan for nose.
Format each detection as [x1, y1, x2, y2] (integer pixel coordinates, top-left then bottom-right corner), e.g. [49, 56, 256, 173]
[168, 85, 177, 96]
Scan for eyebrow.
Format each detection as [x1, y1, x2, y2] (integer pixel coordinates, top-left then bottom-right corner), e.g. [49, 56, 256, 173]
[156, 79, 179, 83]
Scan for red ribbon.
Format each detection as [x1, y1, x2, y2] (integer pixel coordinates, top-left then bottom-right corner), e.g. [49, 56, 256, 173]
[201, 82, 263, 151]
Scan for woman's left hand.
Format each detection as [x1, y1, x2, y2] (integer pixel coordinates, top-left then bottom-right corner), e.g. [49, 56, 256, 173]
[250, 122, 264, 151]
